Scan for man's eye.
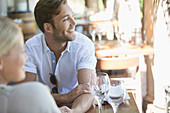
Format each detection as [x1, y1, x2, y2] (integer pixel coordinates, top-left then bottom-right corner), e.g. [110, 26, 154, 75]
[63, 17, 69, 21]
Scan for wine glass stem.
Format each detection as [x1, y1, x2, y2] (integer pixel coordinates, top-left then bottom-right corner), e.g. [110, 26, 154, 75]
[92, 35, 95, 42]
[97, 99, 102, 113]
[111, 104, 118, 113]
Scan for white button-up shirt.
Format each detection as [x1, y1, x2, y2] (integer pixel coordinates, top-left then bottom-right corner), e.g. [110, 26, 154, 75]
[24, 32, 97, 94]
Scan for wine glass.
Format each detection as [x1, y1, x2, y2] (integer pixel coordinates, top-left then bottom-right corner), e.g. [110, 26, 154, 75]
[106, 80, 126, 113]
[89, 25, 97, 42]
[88, 72, 110, 113]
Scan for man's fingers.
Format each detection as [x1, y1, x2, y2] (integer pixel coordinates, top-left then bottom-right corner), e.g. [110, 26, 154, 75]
[75, 84, 90, 95]
[59, 106, 71, 113]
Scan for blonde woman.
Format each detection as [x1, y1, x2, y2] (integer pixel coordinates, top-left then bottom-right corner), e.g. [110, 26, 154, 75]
[0, 16, 71, 113]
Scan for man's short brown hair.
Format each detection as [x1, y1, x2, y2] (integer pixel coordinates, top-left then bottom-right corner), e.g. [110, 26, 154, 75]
[34, 0, 67, 33]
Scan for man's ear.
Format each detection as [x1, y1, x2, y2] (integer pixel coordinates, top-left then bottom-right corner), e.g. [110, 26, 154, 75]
[43, 23, 52, 33]
[0, 56, 3, 71]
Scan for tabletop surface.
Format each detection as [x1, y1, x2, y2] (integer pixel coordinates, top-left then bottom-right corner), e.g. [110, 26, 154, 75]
[95, 40, 154, 57]
[86, 92, 139, 113]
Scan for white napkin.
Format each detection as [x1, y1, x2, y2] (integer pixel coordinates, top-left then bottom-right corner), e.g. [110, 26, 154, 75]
[108, 85, 130, 100]
[93, 85, 130, 105]
[124, 89, 130, 100]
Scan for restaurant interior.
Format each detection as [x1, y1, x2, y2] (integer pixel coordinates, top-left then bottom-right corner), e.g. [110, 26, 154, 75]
[0, 0, 170, 113]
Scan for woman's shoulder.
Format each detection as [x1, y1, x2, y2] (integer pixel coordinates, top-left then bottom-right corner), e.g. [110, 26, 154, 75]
[8, 82, 61, 113]
[14, 82, 48, 90]
[12, 82, 51, 99]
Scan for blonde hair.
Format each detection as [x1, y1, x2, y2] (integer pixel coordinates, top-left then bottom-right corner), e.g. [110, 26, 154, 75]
[0, 16, 22, 55]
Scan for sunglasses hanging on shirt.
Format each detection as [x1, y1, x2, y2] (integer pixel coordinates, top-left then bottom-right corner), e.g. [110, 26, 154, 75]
[49, 73, 59, 94]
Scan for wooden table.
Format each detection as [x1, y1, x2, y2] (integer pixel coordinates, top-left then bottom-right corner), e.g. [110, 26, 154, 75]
[94, 40, 154, 113]
[95, 40, 154, 57]
[86, 92, 139, 113]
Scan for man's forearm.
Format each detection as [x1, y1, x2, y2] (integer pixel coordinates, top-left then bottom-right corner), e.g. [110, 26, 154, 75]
[71, 94, 94, 113]
[52, 93, 69, 105]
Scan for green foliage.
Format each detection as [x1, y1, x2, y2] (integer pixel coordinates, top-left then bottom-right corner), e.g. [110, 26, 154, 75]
[98, 0, 105, 11]
[140, 0, 144, 19]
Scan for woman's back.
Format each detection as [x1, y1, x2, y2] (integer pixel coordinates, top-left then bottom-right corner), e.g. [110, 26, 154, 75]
[0, 82, 61, 113]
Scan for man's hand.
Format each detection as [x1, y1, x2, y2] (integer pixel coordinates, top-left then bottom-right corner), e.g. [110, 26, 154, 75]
[59, 106, 72, 113]
[65, 83, 90, 104]
[53, 83, 90, 104]
[71, 69, 95, 113]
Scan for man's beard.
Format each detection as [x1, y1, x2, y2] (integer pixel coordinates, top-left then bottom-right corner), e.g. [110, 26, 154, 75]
[53, 31, 76, 42]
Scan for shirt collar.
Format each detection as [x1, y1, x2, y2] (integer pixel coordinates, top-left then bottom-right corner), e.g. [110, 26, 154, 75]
[65, 41, 70, 52]
[42, 34, 50, 53]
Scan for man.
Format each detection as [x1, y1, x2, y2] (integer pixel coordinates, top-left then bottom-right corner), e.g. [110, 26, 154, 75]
[24, 0, 97, 112]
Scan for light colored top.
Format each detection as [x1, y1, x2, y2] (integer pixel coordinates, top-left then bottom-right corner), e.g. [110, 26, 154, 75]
[24, 32, 97, 94]
[0, 82, 61, 113]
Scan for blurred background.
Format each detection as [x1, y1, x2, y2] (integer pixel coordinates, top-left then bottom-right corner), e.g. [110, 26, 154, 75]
[0, 0, 169, 113]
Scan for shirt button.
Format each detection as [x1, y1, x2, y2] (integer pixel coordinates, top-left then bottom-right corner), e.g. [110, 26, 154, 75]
[53, 60, 55, 63]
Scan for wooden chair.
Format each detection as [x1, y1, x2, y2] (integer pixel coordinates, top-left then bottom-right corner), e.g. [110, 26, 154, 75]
[96, 55, 142, 112]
